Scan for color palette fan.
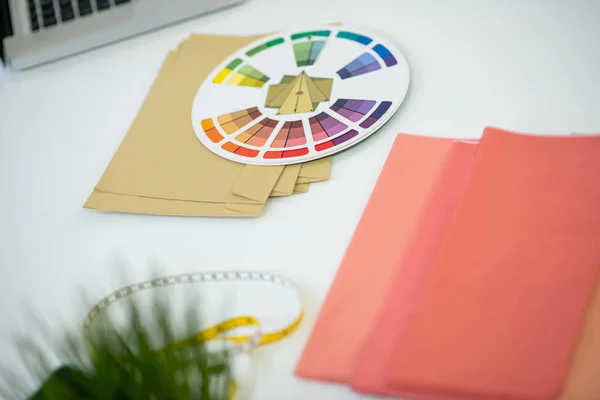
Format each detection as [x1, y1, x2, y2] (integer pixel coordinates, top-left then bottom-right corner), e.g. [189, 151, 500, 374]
[192, 26, 410, 165]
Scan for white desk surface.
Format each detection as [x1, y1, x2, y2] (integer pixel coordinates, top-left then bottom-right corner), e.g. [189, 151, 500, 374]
[1, 0, 600, 398]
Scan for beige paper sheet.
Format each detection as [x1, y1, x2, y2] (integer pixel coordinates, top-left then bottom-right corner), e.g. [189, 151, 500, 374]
[230, 164, 287, 203]
[298, 157, 332, 183]
[293, 183, 310, 194]
[93, 34, 284, 204]
[271, 164, 302, 196]
[85, 33, 331, 217]
[85, 190, 264, 217]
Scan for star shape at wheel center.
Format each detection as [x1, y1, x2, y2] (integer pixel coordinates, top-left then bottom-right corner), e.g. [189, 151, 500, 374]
[264, 72, 333, 115]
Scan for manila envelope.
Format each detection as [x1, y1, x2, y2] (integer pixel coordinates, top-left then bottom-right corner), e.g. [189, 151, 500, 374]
[297, 157, 332, 184]
[180, 33, 331, 198]
[86, 47, 266, 217]
[269, 158, 331, 196]
[85, 33, 331, 217]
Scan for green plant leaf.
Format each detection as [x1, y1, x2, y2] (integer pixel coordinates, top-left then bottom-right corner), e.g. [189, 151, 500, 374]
[2, 280, 234, 400]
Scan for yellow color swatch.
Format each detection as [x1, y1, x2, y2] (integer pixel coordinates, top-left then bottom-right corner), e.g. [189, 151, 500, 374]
[213, 68, 233, 84]
[227, 72, 266, 88]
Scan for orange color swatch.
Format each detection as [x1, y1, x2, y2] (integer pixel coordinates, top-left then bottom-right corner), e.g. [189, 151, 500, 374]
[386, 128, 600, 400]
[295, 134, 456, 382]
[350, 140, 478, 396]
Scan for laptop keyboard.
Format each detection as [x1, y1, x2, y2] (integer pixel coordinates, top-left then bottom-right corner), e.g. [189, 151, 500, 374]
[27, 0, 132, 32]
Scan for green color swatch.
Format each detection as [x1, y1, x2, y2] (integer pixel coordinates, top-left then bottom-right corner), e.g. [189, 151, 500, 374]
[246, 38, 284, 56]
[291, 30, 331, 41]
[238, 64, 269, 82]
[225, 58, 243, 70]
[293, 41, 326, 67]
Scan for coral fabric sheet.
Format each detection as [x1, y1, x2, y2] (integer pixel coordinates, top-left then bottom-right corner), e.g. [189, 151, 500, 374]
[385, 128, 600, 400]
[559, 277, 600, 400]
[350, 140, 478, 396]
[559, 132, 600, 400]
[295, 134, 456, 382]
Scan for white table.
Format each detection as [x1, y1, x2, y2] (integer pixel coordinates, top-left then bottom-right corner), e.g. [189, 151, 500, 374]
[1, 0, 600, 398]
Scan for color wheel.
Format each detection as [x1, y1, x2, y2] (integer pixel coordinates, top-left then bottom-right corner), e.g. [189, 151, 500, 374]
[192, 26, 410, 165]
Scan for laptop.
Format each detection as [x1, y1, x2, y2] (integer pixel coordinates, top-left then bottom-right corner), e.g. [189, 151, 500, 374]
[0, 0, 245, 69]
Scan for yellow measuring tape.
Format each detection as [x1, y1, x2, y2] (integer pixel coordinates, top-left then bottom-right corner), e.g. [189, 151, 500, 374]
[83, 271, 303, 399]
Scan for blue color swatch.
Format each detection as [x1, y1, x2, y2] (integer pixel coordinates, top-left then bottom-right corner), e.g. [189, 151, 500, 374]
[337, 52, 381, 80]
[373, 44, 398, 67]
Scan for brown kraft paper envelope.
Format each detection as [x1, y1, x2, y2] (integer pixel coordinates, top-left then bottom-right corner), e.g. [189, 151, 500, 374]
[91, 34, 283, 205]
[170, 34, 330, 201]
[84, 52, 264, 217]
[85, 47, 265, 217]
[297, 157, 332, 184]
[86, 33, 330, 216]
[182, 34, 332, 191]
[85, 189, 264, 217]
[270, 164, 302, 196]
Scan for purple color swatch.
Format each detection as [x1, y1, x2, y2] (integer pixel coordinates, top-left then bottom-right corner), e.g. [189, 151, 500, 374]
[331, 99, 377, 122]
[315, 112, 348, 137]
[359, 101, 393, 128]
[332, 129, 359, 145]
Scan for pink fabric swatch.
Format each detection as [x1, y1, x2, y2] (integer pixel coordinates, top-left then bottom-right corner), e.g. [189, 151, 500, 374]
[350, 140, 478, 396]
[295, 134, 456, 383]
[386, 127, 600, 400]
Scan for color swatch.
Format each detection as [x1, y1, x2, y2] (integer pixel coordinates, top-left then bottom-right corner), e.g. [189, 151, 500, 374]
[227, 64, 270, 88]
[271, 121, 306, 148]
[200, 118, 223, 143]
[264, 147, 309, 160]
[330, 99, 376, 122]
[212, 58, 243, 84]
[265, 120, 310, 159]
[315, 129, 358, 152]
[217, 107, 262, 134]
[291, 30, 331, 40]
[246, 38, 284, 57]
[309, 113, 348, 142]
[360, 101, 392, 128]
[336, 31, 373, 45]
[219, 140, 260, 158]
[215, 118, 279, 160]
[294, 41, 326, 67]
[337, 53, 381, 79]
[373, 44, 398, 67]
[236, 118, 279, 147]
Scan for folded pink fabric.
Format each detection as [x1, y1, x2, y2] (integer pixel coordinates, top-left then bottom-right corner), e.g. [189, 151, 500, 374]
[296, 134, 456, 382]
[350, 140, 478, 396]
[386, 127, 600, 400]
